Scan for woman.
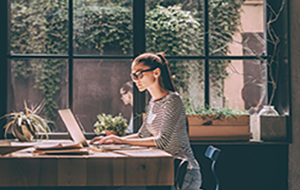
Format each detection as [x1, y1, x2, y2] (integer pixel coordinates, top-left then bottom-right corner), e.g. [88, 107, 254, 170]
[90, 52, 202, 190]
[120, 81, 134, 133]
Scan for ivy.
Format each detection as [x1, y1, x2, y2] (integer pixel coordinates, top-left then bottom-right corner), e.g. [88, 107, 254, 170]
[11, 0, 68, 127]
[10, 0, 242, 124]
[145, 2, 242, 93]
[74, 5, 132, 54]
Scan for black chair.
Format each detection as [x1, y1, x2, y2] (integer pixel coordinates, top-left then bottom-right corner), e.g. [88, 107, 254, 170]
[174, 157, 188, 190]
[205, 145, 221, 190]
[173, 118, 190, 189]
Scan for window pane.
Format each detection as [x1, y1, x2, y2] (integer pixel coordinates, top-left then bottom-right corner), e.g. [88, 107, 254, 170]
[145, 0, 204, 56]
[9, 59, 68, 132]
[166, 59, 205, 111]
[73, 0, 133, 55]
[209, 59, 268, 113]
[73, 59, 132, 133]
[209, 0, 266, 57]
[10, 0, 68, 54]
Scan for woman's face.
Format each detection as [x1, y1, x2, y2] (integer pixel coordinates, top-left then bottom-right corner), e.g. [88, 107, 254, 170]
[120, 88, 132, 105]
[131, 62, 157, 92]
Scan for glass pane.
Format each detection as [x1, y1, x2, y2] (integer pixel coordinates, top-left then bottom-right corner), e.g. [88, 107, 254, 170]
[73, 0, 133, 55]
[266, 0, 289, 116]
[73, 59, 132, 133]
[209, 0, 266, 57]
[209, 59, 268, 113]
[166, 59, 205, 112]
[9, 59, 68, 132]
[10, 0, 68, 54]
[145, 0, 204, 56]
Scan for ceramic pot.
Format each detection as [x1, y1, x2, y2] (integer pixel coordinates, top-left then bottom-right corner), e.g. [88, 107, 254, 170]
[13, 124, 34, 142]
[105, 130, 117, 136]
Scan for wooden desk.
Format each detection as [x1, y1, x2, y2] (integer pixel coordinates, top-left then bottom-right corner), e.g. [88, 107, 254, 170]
[0, 144, 174, 189]
[0, 139, 75, 155]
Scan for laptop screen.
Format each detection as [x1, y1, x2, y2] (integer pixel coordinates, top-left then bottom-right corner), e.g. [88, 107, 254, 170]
[58, 109, 89, 147]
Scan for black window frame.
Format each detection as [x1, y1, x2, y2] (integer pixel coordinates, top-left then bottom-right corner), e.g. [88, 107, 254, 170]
[0, 0, 291, 141]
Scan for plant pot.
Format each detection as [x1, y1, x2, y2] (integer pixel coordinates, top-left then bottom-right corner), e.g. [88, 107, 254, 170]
[187, 114, 250, 141]
[105, 130, 117, 136]
[251, 115, 287, 141]
[13, 125, 34, 142]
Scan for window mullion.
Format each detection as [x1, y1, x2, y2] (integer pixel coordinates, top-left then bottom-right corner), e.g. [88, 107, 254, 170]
[0, 0, 9, 139]
[204, 0, 210, 106]
[68, 0, 74, 109]
[133, 0, 145, 132]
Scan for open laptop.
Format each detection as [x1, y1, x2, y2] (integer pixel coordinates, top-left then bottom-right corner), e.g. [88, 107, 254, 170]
[58, 109, 147, 151]
[58, 109, 90, 147]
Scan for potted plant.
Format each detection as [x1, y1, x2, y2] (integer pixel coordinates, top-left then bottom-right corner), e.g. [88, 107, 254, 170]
[186, 105, 250, 141]
[93, 113, 128, 136]
[0, 101, 52, 142]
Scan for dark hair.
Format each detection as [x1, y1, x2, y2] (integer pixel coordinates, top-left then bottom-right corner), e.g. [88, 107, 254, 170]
[132, 52, 176, 92]
[121, 81, 133, 94]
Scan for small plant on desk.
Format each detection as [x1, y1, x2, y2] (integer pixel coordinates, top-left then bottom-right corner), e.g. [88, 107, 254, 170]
[93, 113, 128, 136]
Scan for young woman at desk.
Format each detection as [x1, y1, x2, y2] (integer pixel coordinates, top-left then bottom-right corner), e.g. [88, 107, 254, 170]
[90, 52, 202, 190]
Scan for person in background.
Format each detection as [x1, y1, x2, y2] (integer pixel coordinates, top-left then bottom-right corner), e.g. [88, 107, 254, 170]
[120, 81, 133, 133]
[90, 52, 202, 190]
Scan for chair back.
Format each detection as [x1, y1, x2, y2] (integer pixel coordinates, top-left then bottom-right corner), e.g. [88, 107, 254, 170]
[205, 145, 221, 190]
[174, 157, 188, 190]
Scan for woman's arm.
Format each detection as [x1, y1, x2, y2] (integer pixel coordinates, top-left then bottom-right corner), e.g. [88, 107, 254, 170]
[122, 133, 140, 139]
[89, 133, 138, 144]
[90, 134, 156, 147]
[122, 136, 156, 146]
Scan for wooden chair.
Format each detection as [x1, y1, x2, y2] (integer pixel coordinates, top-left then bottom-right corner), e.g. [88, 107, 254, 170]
[205, 145, 221, 190]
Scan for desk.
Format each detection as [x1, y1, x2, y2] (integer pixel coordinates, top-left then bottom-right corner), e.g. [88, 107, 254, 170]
[0, 143, 174, 190]
[0, 139, 75, 155]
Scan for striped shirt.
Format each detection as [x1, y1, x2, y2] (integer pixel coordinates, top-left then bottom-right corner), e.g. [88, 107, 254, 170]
[138, 91, 200, 170]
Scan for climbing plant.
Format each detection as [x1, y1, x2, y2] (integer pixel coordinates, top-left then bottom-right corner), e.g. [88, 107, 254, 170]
[10, 0, 243, 126]
[145, 1, 243, 94]
[74, 5, 132, 54]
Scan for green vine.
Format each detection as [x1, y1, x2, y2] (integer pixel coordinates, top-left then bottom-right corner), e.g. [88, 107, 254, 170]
[11, 0, 68, 126]
[74, 5, 132, 54]
[145, 2, 242, 95]
[10, 0, 243, 125]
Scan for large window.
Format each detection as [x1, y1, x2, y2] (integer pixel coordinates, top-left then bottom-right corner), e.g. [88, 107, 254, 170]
[1, 0, 289, 136]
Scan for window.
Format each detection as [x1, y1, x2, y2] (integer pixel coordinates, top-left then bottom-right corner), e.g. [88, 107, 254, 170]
[8, 0, 135, 133]
[0, 0, 289, 137]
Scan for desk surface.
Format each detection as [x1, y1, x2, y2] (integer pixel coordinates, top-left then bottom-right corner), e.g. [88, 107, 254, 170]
[0, 141, 174, 187]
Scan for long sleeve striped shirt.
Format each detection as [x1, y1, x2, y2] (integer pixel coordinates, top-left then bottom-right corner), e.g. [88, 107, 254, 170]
[138, 91, 200, 170]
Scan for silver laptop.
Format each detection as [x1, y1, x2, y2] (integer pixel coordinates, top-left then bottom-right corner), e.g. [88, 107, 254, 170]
[58, 109, 143, 150]
[58, 109, 89, 147]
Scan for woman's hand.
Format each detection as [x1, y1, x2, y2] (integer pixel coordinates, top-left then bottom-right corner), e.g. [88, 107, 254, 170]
[89, 133, 156, 147]
[89, 134, 124, 145]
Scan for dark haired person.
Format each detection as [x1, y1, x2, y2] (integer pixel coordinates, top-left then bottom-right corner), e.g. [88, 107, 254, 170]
[120, 81, 133, 133]
[90, 52, 202, 190]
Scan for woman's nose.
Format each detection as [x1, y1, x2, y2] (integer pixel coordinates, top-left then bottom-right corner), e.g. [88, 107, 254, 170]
[132, 77, 139, 83]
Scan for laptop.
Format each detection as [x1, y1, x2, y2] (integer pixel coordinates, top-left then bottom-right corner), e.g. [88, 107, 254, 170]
[58, 109, 89, 147]
[58, 108, 147, 151]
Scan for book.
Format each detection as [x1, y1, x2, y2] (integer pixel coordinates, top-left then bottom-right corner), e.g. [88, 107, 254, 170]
[33, 142, 89, 155]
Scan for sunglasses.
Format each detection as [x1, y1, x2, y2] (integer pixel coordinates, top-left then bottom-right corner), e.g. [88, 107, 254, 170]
[130, 67, 158, 80]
